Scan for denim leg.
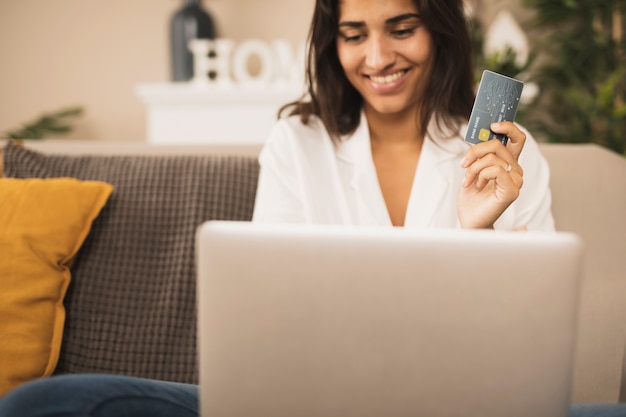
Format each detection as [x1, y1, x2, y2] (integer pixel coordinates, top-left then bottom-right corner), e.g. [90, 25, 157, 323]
[2, 375, 626, 417]
[570, 404, 626, 417]
[0, 374, 198, 417]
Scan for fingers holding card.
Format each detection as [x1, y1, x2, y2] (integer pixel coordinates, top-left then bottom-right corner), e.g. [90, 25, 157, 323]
[458, 70, 526, 228]
[465, 70, 524, 147]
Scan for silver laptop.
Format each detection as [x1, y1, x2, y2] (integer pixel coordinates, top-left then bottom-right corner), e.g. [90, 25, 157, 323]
[196, 221, 583, 417]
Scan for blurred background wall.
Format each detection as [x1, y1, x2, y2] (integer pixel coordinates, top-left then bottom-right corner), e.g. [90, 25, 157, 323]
[0, 0, 531, 142]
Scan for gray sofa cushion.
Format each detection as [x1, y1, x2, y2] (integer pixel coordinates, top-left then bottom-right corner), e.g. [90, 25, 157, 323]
[2, 142, 259, 384]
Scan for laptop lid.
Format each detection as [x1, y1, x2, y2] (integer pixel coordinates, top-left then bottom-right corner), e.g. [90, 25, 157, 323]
[196, 221, 583, 417]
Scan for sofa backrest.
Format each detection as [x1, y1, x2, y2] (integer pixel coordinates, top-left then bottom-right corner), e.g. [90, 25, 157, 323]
[538, 143, 626, 403]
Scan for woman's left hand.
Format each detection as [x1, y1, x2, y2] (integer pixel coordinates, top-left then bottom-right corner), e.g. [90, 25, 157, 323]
[457, 122, 525, 229]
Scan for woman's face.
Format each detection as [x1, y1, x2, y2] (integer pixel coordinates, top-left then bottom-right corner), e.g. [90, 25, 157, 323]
[336, 0, 434, 119]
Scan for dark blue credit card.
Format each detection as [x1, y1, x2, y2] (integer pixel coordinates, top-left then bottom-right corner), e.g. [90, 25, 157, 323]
[464, 70, 524, 146]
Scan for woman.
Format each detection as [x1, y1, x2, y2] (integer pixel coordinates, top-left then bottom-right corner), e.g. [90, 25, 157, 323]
[0, 0, 624, 416]
[253, 0, 553, 231]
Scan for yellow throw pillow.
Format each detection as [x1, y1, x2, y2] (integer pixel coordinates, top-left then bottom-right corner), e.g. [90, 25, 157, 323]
[0, 177, 114, 397]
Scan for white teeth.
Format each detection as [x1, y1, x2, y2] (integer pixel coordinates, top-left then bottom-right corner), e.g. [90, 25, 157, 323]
[369, 71, 405, 84]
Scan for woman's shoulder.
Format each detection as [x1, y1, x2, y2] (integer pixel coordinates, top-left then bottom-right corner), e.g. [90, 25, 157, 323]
[272, 113, 327, 138]
[263, 113, 333, 153]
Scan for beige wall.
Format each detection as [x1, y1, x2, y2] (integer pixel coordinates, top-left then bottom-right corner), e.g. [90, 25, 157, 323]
[0, 0, 314, 142]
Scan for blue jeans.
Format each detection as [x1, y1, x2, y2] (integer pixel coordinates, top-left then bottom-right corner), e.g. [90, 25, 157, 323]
[1, 374, 625, 417]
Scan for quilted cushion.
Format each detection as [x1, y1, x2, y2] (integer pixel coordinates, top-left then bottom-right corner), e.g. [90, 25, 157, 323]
[1, 142, 259, 384]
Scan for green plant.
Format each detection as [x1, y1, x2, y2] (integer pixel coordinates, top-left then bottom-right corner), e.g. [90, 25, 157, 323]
[1, 106, 84, 140]
[521, 0, 626, 155]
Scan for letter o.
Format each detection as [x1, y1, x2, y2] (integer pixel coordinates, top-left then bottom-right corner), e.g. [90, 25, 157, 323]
[232, 39, 275, 85]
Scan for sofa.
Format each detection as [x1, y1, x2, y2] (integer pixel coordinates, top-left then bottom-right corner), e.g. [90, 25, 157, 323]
[0, 139, 625, 404]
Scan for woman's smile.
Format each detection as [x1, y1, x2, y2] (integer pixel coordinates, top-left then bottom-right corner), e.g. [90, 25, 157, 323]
[366, 69, 410, 93]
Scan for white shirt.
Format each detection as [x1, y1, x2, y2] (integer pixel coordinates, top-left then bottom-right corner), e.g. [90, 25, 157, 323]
[253, 113, 555, 231]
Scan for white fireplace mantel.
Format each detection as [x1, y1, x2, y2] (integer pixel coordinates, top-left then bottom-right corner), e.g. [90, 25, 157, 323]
[134, 83, 303, 145]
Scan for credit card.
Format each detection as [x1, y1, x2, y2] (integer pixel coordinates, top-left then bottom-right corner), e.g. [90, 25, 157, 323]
[464, 70, 524, 146]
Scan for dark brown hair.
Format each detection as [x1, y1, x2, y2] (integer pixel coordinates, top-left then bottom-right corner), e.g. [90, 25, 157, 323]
[280, 0, 475, 140]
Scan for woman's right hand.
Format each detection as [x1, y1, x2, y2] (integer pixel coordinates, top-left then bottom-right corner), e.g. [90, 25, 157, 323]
[457, 122, 525, 229]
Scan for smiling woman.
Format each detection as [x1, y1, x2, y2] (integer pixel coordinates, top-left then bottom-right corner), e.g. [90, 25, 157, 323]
[260, 0, 531, 229]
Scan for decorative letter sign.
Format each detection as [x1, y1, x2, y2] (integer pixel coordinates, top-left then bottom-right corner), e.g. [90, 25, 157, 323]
[188, 38, 306, 88]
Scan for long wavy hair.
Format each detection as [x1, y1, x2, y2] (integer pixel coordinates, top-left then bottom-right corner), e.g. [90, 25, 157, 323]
[280, 0, 475, 141]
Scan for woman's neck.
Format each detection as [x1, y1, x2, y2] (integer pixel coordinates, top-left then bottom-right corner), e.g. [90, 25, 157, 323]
[365, 106, 424, 149]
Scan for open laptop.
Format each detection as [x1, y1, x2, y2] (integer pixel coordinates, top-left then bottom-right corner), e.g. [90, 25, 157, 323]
[196, 221, 583, 417]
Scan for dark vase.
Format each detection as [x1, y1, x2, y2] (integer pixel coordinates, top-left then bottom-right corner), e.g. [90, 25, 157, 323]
[170, 0, 216, 82]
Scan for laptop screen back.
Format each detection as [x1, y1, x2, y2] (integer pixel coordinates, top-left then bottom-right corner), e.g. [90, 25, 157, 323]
[196, 221, 583, 417]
